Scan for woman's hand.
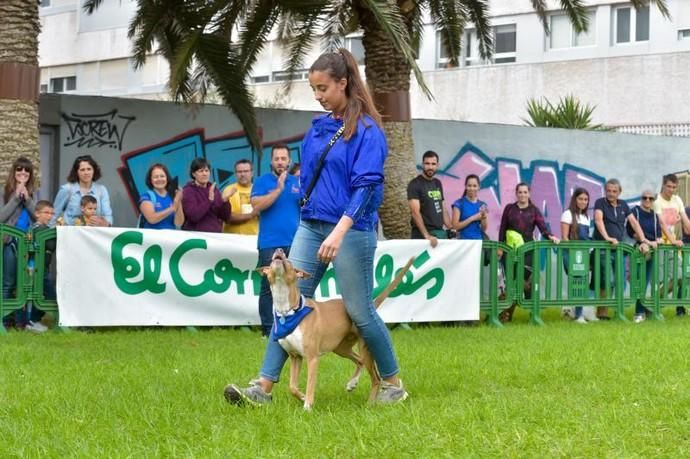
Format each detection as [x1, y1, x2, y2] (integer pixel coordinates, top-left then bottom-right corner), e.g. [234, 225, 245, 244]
[318, 229, 346, 264]
[208, 183, 216, 201]
[15, 183, 27, 199]
[173, 188, 183, 210]
[548, 235, 560, 244]
[88, 215, 110, 227]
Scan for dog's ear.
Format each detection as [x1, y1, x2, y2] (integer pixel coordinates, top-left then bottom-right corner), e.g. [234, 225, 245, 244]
[255, 267, 271, 277]
[295, 268, 311, 279]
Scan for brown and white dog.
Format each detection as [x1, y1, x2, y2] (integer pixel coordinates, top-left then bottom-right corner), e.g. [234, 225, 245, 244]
[259, 248, 413, 410]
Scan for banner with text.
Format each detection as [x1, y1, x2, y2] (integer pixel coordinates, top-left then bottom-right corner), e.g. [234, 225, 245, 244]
[56, 227, 481, 326]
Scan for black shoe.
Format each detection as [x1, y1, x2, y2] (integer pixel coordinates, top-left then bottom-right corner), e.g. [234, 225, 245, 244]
[676, 307, 686, 317]
[597, 316, 611, 321]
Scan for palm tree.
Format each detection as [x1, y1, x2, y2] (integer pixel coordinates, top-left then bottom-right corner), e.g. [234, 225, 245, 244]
[83, 0, 669, 238]
[0, 0, 41, 185]
[524, 95, 608, 131]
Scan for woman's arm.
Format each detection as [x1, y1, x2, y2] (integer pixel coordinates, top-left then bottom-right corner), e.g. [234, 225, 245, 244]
[99, 186, 114, 225]
[140, 199, 175, 225]
[0, 194, 21, 223]
[173, 190, 185, 227]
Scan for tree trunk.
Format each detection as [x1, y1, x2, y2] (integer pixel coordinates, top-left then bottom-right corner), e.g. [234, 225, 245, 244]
[0, 0, 41, 185]
[358, 4, 417, 240]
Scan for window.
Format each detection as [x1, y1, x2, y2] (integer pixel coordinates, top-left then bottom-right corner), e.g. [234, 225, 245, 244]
[549, 11, 596, 49]
[251, 75, 270, 84]
[345, 37, 365, 65]
[462, 24, 516, 66]
[40, 84, 48, 94]
[679, 29, 690, 40]
[436, 32, 458, 69]
[271, 70, 308, 82]
[614, 5, 650, 44]
[494, 24, 517, 63]
[40, 0, 50, 7]
[49, 76, 76, 93]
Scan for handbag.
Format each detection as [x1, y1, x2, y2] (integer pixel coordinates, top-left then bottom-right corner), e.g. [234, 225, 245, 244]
[299, 125, 345, 208]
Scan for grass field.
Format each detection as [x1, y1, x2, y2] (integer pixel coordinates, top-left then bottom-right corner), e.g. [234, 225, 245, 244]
[2, 309, 690, 458]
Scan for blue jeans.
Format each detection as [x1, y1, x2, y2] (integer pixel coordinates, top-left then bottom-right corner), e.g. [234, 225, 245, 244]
[2, 242, 26, 325]
[259, 220, 400, 381]
[257, 246, 291, 336]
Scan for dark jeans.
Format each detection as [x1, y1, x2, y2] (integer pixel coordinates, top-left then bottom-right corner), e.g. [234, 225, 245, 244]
[257, 246, 291, 337]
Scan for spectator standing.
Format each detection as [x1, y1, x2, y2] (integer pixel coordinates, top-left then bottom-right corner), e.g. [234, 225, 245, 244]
[407, 150, 451, 247]
[221, 159, 258, 235]
[139, 163, 184, 230]
[52, 155, 112, 227]
[629, 190, 663, 323]
[181, 158, 231, 233]
[560, 188, 595, 324]
[250, 145, 301, 337]
[498, 182, 560, 322]
[451, 174, 487, 240]
[1, 157, 37, 329]
[653, 173, 690, 317]
[592, 178, 646, 320]
[225, 48, 407, 406]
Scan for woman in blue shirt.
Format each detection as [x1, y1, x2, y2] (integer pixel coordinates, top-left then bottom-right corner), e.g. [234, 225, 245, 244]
[138, 163, 184, 229]
[451, 174, 488, 240]
[1, 157, 37, 329]
[51, 155, 113, 226]
[225, 49, 407, 406]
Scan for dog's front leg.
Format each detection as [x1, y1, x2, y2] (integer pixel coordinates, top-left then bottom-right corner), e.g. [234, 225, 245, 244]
[289, 355, 305, 402]
[303, 356, 320, 411]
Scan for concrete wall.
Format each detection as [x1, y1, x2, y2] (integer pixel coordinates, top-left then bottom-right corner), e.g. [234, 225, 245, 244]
[39, 94, 690, 235]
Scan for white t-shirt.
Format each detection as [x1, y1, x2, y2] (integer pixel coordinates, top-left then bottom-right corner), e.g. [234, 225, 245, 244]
[654, 193, 684, 243]
[560, 210, 591, 238]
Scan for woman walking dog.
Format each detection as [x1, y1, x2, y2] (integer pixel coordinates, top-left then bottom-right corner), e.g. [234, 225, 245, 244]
[225, 48, 407, 406]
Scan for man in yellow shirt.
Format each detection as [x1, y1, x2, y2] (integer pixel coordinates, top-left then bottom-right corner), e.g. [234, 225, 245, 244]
[222, 159, 259, 235]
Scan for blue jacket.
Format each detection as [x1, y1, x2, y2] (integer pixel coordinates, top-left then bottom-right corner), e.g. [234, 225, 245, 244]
[300, 114, 387, 231]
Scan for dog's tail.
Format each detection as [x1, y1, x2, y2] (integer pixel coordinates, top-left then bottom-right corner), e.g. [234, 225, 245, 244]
[374, 257, 415, 309]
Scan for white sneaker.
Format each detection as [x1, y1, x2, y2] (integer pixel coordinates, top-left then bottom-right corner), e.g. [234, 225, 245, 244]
[26, 321, 48, 333]
[575, 316, 587, 324]
[587, 316, 599, 322]
[633, 314, 645, 324]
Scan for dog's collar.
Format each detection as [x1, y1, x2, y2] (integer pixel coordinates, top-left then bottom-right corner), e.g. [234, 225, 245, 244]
[275, 295, 305, 321]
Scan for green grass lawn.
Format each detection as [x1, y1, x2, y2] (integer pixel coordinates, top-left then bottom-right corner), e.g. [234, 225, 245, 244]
[2, 309, 690, 457]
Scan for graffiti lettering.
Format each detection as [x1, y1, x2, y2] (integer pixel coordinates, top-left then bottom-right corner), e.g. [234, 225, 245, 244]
[437, 143, 608, 239]
[62, 109, 135, 150]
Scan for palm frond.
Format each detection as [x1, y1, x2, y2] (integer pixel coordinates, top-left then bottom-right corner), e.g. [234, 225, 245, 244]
[557, 0, 589, 34]
[464, 0, 493, 60]
[428, 0, 465, 67]
[632, 0, 670, 19]
[281, 14, 319, 91]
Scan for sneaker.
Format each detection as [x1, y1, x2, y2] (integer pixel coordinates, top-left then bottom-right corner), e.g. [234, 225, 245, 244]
[376, 380, 408, 404]
[224, 380, 272, 406]
[587, 316, 599, 322]
[26, 321, 48, 333]
[633, 314, 646, 324]
[575, 316, 587, 324]
[676, 307, 686, 317]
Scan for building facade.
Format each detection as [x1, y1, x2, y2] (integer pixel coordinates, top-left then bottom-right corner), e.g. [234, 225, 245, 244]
[39, 0, 690, 131]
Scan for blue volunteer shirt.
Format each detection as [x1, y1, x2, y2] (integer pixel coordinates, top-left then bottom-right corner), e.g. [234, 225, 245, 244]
[251, 173, 301, 249]
[139, 191, 176, 230]
[452, 197, 486, 240]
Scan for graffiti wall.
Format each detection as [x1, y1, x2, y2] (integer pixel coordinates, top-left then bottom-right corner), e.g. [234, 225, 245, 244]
[39, 94, 690, 234]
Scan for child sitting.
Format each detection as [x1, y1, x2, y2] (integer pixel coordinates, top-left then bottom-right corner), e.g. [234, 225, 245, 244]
[73, 195, 98, 226]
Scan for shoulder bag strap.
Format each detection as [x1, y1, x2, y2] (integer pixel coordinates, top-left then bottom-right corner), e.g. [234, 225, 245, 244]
[300, 125, 345, 207]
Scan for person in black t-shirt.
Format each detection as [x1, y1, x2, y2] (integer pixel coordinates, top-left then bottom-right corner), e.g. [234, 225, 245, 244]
[407, 150, 451, 247]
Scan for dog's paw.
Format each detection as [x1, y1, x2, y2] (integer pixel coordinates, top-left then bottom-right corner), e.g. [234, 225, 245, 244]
[345, 379, 359, 392]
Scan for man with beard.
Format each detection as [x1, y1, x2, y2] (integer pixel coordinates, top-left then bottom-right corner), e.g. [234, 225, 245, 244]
[250, 144, 301, 337]
[407, 150, 451, 248]
[222, 159, 259, 235]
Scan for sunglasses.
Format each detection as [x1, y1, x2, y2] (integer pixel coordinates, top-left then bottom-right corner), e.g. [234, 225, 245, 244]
[15, 166, 30, 172]
[642, 196, 656, 201]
